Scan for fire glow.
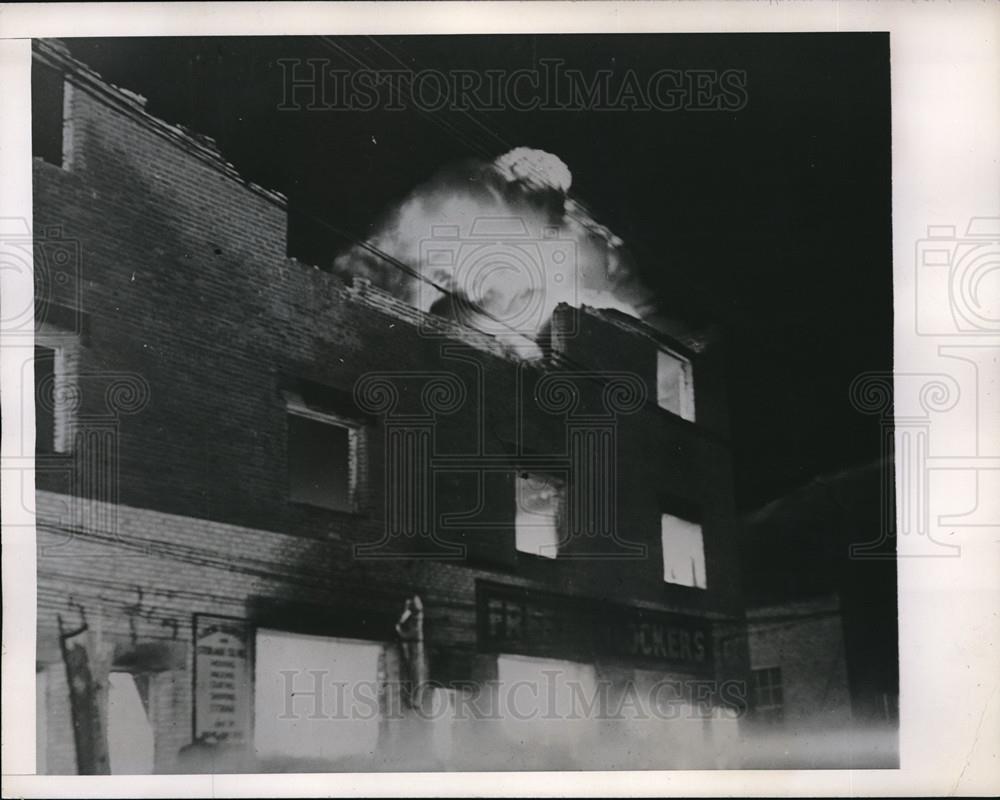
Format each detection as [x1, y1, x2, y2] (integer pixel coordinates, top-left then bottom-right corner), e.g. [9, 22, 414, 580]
[334, 147, 654, 354]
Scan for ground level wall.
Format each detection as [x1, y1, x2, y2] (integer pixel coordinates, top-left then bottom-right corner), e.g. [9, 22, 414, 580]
[36, 491, 747, 773]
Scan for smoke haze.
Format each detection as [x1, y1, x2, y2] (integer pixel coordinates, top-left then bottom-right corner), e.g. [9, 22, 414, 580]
[333, 148, 655, 350]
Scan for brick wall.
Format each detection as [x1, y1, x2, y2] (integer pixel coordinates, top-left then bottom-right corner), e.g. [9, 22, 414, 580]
[746, 596, 853, 730]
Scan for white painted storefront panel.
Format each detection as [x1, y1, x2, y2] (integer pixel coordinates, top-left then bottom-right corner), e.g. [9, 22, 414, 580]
[496, 654, 599, 756]
[107, 672, 155, 774]
[254, 629, 382, 763]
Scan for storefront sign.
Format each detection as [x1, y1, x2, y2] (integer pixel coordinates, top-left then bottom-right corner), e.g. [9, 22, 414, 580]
[193, 614, 252, 744]
[477, 581, 713, 675]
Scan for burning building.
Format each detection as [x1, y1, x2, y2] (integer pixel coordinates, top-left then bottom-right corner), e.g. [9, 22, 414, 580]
[31, 39, 750, 774]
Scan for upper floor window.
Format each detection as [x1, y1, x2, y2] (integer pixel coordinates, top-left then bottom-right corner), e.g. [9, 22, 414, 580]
[35, 345, 57, 454]
[657, 348, 695, 422]
[661, 512, 707, 589]
[32, 63, 67, 168]
[33, 325, 78, 455]
[285, 391, 364, 513]
[514, 472, 564, 559]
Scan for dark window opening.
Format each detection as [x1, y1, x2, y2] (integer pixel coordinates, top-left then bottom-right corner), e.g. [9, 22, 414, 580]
[32, 63, 65, 167]
[287, 412, 353, 512]
[35, 345, 56, 454]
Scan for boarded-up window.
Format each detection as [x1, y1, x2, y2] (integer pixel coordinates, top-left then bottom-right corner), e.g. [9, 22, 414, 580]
[107, 672, 155, 774]
[515, 472, 563, 559]
[36, 668, 48, 774]
[496, 654, 598, 754]
[657, 349, 695, 421]
[661, 513, 707, 589]
[254, 629, 382, 764]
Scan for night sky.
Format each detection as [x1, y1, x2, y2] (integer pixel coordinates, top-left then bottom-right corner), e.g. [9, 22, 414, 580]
[61, 34, 893, 511]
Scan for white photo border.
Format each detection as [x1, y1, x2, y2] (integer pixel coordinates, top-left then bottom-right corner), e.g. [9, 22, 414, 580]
[2, 2, 998, 796]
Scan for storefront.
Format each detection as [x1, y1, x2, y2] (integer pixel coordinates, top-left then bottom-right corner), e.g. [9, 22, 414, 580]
[464, 580, 743, 770]
[39, 586, 743, 774]
[189, 611, 454, 772]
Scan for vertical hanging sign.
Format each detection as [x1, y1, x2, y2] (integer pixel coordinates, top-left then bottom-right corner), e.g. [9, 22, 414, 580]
[193, 614, 252, 745]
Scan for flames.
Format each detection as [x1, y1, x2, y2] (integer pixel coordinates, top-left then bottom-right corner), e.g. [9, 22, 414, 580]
[333, 148, 653, 353]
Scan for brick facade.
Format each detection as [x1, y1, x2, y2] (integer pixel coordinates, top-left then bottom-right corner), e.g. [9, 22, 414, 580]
[740, 457, 899, 767]
[32, 39, 749, 773]
[746, 596, 853, 729]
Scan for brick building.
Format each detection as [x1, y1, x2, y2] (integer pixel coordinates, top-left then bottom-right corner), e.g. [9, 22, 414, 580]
[31, 39, 749, 773]
[740, 460, 899, 768]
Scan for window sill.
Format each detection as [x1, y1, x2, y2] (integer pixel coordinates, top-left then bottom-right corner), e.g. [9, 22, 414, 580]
[516, 549, 560, 564]
[662, 580, 709, 593]
[287, 499, 370, 519]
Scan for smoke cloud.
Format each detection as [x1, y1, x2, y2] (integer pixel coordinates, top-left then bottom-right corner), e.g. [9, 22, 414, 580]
[333, 148, 654, 352]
